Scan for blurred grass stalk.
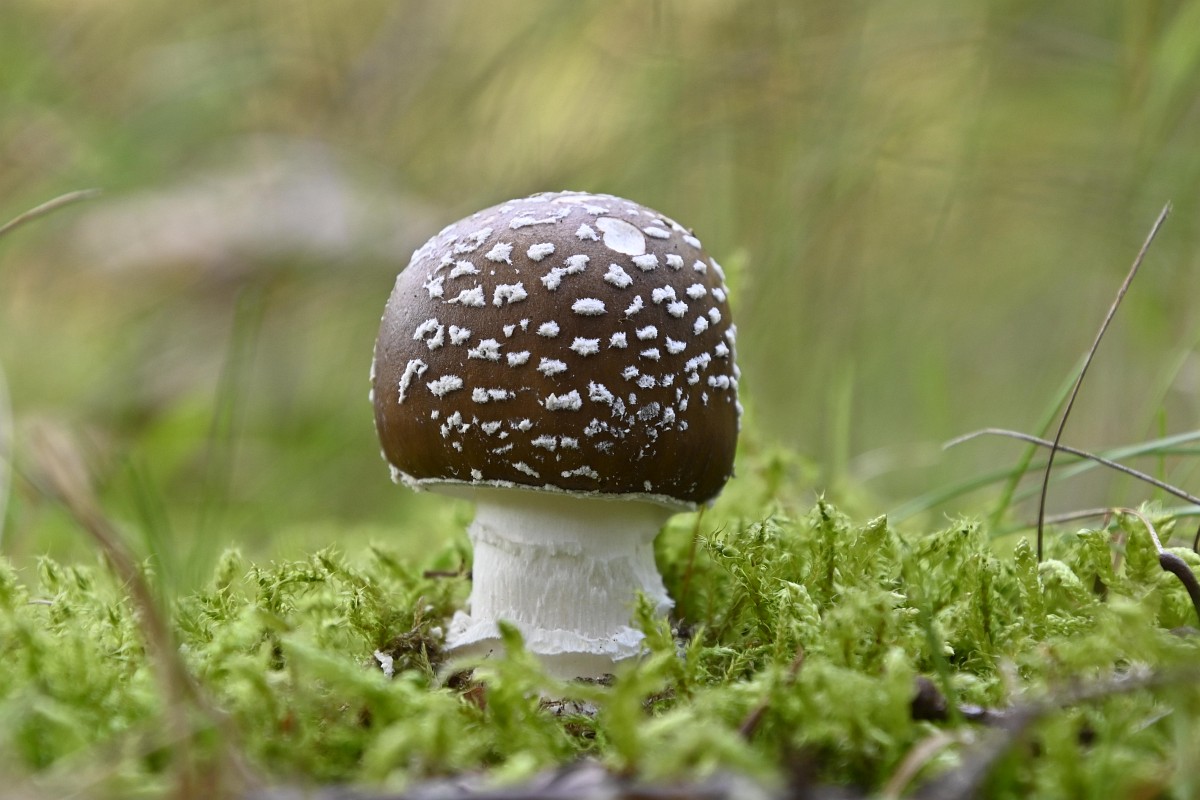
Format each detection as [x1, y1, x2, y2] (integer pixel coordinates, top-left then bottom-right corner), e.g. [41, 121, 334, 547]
[0, 360, 9, 546]
[0, 189, 102, 548]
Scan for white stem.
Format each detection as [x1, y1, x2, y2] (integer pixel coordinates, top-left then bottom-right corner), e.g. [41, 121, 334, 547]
[445, 487, 674, 679]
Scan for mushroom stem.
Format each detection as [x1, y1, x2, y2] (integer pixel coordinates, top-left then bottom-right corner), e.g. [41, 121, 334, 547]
[446, 487, 675, 679]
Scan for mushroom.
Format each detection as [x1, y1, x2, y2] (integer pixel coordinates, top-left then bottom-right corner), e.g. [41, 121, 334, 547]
[371, 191, 741, 679]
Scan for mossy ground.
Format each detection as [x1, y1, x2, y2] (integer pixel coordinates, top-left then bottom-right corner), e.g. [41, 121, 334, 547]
[2, 447, 1198, 799]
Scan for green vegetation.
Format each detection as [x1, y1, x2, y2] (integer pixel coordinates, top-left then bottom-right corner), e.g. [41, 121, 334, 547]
[2, 440, 1198, 797]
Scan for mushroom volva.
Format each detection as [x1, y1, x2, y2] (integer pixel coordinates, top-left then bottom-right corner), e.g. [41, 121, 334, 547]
[371, 191, 740, 679]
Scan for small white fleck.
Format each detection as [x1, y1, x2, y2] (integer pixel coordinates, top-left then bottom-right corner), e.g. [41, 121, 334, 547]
[610, 332, 628, 348]
[715, 342, 730, 357]
[588, 382, 615, 405]
[423, 274, 446, 299]
[686, 284, 707, 300]
[665, 338, 686, 355]
[644, 480, 653, 491]
[413, 318, 440, 339]
[511, 211, 566, 229]
[576, 223, 599, 241]
[665, 254, 684, 269]
[507, 350, 531, 366]
[503, 324, 516, 337]
[604, 263, 634, 289]
[666, 301, 688, 318]
[472, 387, 489, 403]
[527, 242, 555, 261]
[454, 227, 492, 254]
[637, 374, 657, 388]
[713, 287, 727, 303]
[622, 365, 640, 380]
[397, 359, 428, 403]
[431, 409, 440, 419]
[710, 258, 726, 280]
[692, 260, 707, 273]
[560, 437, 579, 450]
[520, 319, 530, 330]
[639, 348, 661, 361]
[427, 375, 464, 397]
[532, 435, 557, 451]
[470, 468, 484, 481]
[514, 418, 533, 432]
[643, 226, 671, 239]
[694, 316, 710, 334]
[449, 325, 472, 345]
[413, 319, 446, 350]
[572, 298, 606, 316]
[636, 325, 658, 340]
[541, 268, 566, 290]
[661, 373, 675, 386]
[448, 286, 486, 307]
[485, 242, 514, 263]
[450, 260, 479, 279]
[545, 391, 583, 411]
[584, 419, 606, 436]
[625, 295, 644, 316]
[684, 234, 702, 249]
[492, 444, 514, 455]
[514, 462, 540, 478]
[708, 375, 732, 390]
[538, 358, 568, 376]
[637, 402, 661, 421]
[597, 441, 615, 453]
[537, 321, 560, 337]
[468, 338, 502, 361]
[708, 307, 722, 324]
[570, 337, 600, 356]
[632, 254, 659, 271]
[482, 421, 503, 435]
[493, 282, 528, 306]
[374, 650, 394, 678]
[488, 389, 512, 401]
[564, 254, 589, 273]
[685, 352, 712, 373]
[651, 286, 677, 304]
[562, 466, 599, 480]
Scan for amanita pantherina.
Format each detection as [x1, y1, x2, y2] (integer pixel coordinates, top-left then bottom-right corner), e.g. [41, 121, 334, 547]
[372, 191, 740, 679]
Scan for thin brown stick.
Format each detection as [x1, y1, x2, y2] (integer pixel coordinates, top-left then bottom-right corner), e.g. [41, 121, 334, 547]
[25, 429, 256, 798]
[1035, 203, 1171, 561]
[911, 666, 1199, 800]
[0, 188, 101, 240]
[738, 646, 805, 739]
[948, 427, 1200, 508]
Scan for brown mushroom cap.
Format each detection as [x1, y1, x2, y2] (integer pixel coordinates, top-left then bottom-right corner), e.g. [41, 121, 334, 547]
[372, 191, 740, 507]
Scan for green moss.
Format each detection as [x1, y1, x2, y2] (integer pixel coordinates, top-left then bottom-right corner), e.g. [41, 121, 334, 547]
[1, 485, 1198, 797]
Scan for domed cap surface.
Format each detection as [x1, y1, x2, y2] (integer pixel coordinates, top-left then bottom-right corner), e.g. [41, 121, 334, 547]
[372, 191, 740, 507]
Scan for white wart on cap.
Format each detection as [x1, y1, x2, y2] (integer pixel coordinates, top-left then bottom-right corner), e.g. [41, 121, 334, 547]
[373, 190, 740, 507]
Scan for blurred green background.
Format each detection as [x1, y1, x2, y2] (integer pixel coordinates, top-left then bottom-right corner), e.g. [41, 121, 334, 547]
[3, 1, 1200, 583]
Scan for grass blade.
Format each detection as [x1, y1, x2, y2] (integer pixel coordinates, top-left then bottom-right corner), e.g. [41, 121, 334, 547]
[1034, 203, 1171, 560]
